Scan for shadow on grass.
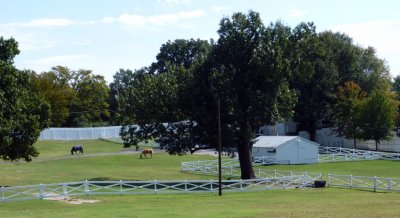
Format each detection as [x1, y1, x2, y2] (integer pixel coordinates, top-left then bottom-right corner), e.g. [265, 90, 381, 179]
[88, 177, 111, 181]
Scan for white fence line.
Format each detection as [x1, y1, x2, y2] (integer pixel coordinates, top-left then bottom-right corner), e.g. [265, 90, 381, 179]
[253, 156, 277, 164]
[39, 126, 122, 140]
[0, 176, 313, 202]
[319, 146, 400, 162]
[328, 174, 400, 192]
[181, 162, 322, 181]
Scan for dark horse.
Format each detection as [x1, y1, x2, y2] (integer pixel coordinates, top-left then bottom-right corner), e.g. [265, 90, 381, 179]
[71, 145, 84, 155]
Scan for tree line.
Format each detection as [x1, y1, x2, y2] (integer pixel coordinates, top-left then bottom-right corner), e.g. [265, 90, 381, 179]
[1, 11, 399, 178]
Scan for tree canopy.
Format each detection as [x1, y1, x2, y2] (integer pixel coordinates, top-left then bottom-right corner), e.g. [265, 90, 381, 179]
[0, 37, 50, 162]
[359, 91, 397, 150]
[117, 11, 395, 178]
[120, 11, 298, 179]
[332, 81, 365, 148]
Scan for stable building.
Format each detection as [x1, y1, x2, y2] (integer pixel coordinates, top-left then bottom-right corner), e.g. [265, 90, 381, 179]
[252, 136, 319, 164]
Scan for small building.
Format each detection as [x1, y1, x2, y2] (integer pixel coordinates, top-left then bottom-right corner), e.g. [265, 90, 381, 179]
[258, 121, 298, 136]
[252, 136, 319, 164]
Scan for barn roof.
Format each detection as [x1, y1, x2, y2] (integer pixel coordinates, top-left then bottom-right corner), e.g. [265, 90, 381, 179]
[252, 136, 317, 148]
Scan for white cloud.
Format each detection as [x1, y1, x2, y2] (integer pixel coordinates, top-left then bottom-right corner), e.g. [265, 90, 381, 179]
[23, 54, 95, 71]
[2, 9, 206, 30]
[288, 9, 306, 18]
[7, 18, 76, 28]
[117, 10, 205, 27]
[118, 14, 146, 26]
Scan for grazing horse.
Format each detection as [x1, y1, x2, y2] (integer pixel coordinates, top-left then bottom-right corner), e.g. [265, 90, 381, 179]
[140, 148, 153, 159]
[71, 145, 84, 155]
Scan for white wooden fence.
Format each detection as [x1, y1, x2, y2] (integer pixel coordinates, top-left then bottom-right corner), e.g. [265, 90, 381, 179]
[0, 175, 314, 202]
[39, 126, 122, 140]
[328, 174, 400, 192]
[253, 156, 277, 164]
[319, 147, 400, 162]
[181, 159, 241, 177]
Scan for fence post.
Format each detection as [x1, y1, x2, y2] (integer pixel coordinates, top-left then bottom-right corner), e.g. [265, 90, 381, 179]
[388, 179, 392, 191]
[210, 179, 213, 192]
[274, 170, 277, 178]
[303, 172, 308, 187]
[39, 183, 44, 200]
[350, 175, 353, 189]
[84, 180, 89, 195]
[258, 169, 261, 178]
[373, 176, 377, 192]
[120, 180, 123, 193]
[240, 179, 243, 192]
[1, 186, 4, 200]
[185, 179, 188, 193]
[63, 183, 68, 199]
[154, 180, 158, 194]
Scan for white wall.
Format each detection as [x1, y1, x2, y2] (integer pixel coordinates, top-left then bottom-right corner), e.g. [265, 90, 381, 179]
[276, 140, 318, 164]
[259, 121, 297, 136]
[252, 138, 318, 164]
[315, 128, 400, 152]
[39, 126, 122, 140]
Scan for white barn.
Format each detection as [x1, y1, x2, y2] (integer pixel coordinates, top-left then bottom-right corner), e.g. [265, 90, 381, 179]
[252, 136, 319, 164]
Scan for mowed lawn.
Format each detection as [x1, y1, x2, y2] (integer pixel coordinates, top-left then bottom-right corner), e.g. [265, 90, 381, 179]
[1, 139, 400, 217]
[1, 189, 400, 217]
[0, 140, 217, 186]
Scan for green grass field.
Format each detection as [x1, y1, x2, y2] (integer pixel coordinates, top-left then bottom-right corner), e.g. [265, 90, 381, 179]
[1, 139, 400, 217]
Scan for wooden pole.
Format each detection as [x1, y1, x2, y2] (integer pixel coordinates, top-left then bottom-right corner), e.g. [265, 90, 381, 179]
[217, 99, 222, 196]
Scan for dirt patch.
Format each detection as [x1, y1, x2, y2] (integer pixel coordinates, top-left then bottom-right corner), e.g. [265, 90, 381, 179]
[45, 195, 100, 204]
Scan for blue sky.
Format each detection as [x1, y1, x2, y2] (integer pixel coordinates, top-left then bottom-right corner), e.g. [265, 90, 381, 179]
[1, 0, 399, 83]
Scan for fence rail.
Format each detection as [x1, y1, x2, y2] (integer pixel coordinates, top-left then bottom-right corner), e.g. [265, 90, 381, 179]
[0, 175, 313, 202]
[319, 147, 400, 162]
[328, 174, 400, 192]
[39, 126, 122, 140]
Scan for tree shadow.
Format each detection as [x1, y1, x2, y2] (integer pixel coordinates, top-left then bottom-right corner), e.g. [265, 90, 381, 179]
[87, 177, 111, 181]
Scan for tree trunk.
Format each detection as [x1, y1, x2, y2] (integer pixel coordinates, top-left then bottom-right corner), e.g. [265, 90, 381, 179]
[237, 142, 255, 179]
[237, 122, 255, 179]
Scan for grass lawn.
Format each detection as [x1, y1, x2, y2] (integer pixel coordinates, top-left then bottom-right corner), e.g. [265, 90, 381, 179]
[1, 189, 400, 217]
[256, 160, 400, 179]
[1, 139, 400, 217]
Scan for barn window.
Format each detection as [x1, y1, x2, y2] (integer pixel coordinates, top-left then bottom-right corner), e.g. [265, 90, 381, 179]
[267, 149, 276, 153]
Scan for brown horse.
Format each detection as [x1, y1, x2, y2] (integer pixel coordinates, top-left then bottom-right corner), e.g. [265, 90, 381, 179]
[140, 148, 153, 159]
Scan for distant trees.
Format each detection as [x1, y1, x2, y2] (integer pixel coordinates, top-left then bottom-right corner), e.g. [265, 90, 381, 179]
[31, 66, 109, 127]
[289, 30, 392, 140]
[31, 66, 75, 127]
[68, 69, 110, 127]
[0, 37, 50, 162]
[359, 91, 397, 150]
[332, 80, 397, 150]
[332, 81, 365, 149]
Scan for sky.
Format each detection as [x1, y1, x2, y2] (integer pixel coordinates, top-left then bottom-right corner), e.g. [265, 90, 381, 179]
[1, 0, 399, 83]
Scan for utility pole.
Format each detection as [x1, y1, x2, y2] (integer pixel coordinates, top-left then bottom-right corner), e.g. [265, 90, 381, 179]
[217, 99, 222, 196]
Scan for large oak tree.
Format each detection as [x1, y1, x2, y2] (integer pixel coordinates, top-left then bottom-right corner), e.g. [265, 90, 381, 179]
[0, 37, 49, 162]
[120, 11, 297, 179]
